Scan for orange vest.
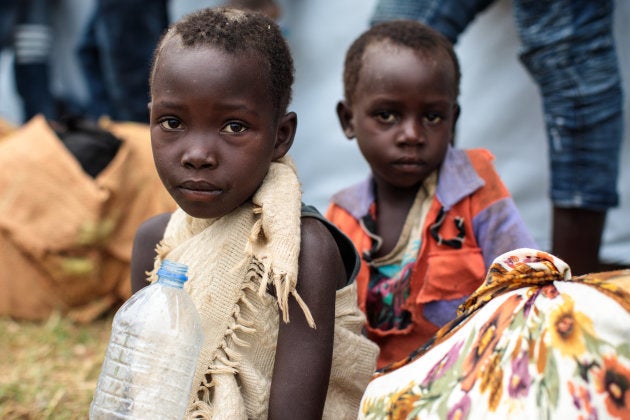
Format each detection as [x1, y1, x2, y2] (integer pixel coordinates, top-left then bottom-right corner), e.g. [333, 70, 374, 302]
[326, 147, 536, 369]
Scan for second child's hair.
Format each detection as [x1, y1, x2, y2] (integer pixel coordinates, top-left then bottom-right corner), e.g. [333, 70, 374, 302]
[342, 20, 461, 105]
[150, 7, 294, 116]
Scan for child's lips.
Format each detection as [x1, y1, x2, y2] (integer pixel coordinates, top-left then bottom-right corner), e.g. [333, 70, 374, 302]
[179, 180, 222, 200]
[393, 157, 423, 168]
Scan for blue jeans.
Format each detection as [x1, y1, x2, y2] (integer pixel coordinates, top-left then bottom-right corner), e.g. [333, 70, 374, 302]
[12, 0, 58, 120]
[371, 0, 624, 210]
[77, 0, 169, 123]
[0, 0, 19, 49]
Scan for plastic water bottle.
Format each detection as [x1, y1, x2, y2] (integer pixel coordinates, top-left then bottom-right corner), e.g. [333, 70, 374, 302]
[90, 259, 203, 419]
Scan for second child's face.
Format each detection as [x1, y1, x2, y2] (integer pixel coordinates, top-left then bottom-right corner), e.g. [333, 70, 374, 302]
[150, 39, 290, 219]
[339, 43, 459, 192]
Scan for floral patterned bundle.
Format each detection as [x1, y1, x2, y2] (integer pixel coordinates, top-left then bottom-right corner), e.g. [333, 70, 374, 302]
[359, 248, 630, 419]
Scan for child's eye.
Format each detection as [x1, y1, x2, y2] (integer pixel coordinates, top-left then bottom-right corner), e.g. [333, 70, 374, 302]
[158, 118, 183, 130]
[375, 111, 397, 124]
[222, 121, 248, 134]
[425, 113, 444, 124]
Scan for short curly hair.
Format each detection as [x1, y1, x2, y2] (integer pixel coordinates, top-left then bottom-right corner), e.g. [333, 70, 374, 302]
[343, 20, 460, 105]
[150, 7, 294, 116]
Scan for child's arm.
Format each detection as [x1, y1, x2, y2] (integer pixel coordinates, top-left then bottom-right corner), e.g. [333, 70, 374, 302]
[130, 212, 171, 294]
[268, 217, 345, 419]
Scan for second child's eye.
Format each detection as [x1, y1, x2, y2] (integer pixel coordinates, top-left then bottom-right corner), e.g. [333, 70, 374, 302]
[375, 111, 397, 124]
[159, 118, 183, 130]
[425, 113, 444, 124]
[222, 121, 247, 134]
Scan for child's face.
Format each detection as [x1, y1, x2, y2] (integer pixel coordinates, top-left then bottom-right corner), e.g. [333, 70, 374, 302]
[149, 39, 294, 219]
[338, 43, 459, 192]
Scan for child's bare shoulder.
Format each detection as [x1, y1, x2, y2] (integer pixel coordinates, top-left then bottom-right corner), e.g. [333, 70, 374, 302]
[299, 216, 347, 290]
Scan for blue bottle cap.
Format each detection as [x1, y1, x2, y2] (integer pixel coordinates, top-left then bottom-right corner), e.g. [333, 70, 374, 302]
[157, 259, 189, 285]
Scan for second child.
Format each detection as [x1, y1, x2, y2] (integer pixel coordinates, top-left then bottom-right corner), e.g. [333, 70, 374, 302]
[326, 20, 537, 369]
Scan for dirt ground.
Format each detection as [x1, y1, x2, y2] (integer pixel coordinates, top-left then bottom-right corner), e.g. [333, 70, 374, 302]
[0, 311, 113, 419]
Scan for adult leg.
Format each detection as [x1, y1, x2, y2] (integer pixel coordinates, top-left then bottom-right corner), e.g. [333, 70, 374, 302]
[76, 15, 112, 121]
[513, 0, 624, 275]
[0, 0, 19, 49]
[91, 0, 169, 123]
[13, 0, 57, 121]
[552, 207, 606, 275]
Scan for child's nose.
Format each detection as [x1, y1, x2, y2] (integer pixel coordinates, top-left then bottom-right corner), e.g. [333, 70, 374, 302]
[396, 119, 424, 145]
[181, 135, 218, 169]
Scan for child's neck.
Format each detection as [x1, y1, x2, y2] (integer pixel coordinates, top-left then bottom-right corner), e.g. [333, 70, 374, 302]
[373, 183, 420, 257]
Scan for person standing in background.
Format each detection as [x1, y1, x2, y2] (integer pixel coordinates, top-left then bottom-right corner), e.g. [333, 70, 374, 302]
[12, 0, 59, 121]
[77, 0, 169, 123]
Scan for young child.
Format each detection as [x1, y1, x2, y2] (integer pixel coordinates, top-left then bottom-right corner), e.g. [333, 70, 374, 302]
[326, 20, 537, 369]
[130, 7, 378, 419]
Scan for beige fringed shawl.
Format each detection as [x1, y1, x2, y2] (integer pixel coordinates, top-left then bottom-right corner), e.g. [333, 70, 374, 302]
[148, 156, 379, 419]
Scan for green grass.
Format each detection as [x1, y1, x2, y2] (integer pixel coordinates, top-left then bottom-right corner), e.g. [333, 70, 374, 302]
[0, 311, 114, 419]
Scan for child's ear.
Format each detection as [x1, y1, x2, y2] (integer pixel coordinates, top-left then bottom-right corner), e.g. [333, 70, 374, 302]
[336, 100, 356, 139]
[450, 103, 460, 145]
[272, 111, 297, 160]
[452, 103, 460, 128]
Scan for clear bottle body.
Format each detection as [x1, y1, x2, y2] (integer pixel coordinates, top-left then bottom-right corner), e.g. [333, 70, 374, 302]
[90, 260, 203, 420]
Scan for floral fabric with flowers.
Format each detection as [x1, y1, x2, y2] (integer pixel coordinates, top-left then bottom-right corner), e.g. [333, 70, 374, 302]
[359, 248, 630, 420]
